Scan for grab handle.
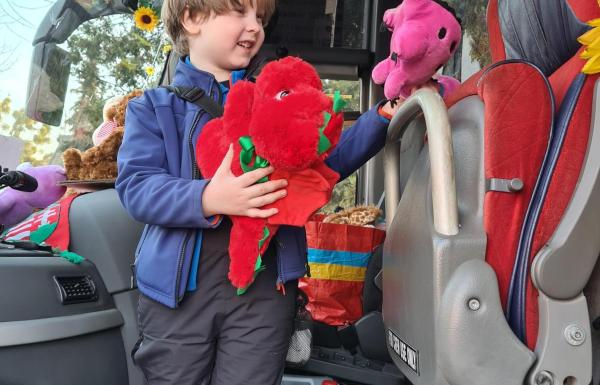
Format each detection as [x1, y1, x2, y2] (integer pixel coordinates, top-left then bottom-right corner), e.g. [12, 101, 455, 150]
[383, 88, 459, 236]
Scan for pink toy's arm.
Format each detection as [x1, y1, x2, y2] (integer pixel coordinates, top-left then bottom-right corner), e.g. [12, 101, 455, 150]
[372, 58, 394, 85]
[434, 75, 461, 98]
[382, 8, 397, 31]
[383, 68, 412, 100]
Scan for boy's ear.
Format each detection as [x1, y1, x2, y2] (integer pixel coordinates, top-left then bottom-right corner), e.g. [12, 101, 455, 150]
[181, 8, 203, 35]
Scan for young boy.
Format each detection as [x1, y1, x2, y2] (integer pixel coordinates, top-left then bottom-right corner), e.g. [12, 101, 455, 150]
[116, 1, 402, 384]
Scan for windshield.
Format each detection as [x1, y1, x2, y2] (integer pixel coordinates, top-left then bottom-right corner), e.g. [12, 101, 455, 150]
[0, 1, 164, 168]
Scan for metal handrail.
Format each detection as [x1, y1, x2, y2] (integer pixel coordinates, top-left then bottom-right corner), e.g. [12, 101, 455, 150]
[383, 88, 459, 236]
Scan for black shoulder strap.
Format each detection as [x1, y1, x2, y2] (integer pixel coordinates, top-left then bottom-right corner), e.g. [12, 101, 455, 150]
[162, 85, 224, 118]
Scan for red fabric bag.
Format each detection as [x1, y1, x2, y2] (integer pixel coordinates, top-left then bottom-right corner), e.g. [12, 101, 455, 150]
[299, 215, 385, 326]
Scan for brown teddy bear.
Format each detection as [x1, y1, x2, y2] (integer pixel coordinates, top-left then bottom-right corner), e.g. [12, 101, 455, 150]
[63, 90, 142, 181]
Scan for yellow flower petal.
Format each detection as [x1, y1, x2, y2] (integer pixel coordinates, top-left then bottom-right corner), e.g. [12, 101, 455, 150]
[162, 44, 172, 54]
[134, 6, 159, 32]
[578, 26, 600, 46]
[582, 54, 600, 75]
[581, 47, 600, 59]
[145, 66, 155, 76]
[588, 18, 600, 27]
[588, 35, 600, 51]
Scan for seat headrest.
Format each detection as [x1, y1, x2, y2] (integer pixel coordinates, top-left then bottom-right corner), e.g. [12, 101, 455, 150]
[487, 0, 592, 75]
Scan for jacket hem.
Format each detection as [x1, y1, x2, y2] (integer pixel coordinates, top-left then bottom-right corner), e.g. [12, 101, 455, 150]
[137, 280, 177, 308]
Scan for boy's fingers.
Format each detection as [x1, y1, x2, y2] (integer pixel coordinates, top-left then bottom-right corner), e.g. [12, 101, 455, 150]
[215, 144, 234, 176]
[245, 179, 287, 198]
[248, 189, 287, 208]
[246, 207, 279, 219]
[238, 165, 275, 186]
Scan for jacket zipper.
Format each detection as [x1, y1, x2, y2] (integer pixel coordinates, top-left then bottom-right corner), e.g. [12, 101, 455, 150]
[276, 238, 285, 286]
[175, 109, 204, 304]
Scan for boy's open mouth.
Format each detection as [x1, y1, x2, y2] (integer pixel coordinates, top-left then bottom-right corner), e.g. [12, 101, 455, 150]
[237, 41, 254, 49]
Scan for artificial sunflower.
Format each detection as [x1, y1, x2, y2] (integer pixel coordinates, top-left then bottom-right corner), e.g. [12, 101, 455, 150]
[134, 6, 159, 32]
[579, 18, 600, 75]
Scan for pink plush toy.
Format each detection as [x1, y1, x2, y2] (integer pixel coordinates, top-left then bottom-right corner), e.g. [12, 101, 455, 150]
[0, 163, 67, 227]
[372, 0, 462, 100]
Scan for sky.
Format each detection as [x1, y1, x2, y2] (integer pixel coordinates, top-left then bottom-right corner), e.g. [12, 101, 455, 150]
[0, 0, 54, 111]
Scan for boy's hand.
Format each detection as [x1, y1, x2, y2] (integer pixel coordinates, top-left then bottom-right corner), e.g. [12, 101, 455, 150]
[202, 145, 288, 218]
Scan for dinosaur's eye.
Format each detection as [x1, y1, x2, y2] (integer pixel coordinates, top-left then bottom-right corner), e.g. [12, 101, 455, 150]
[276, 90, 290, 100]
[438, 27, 447, 39]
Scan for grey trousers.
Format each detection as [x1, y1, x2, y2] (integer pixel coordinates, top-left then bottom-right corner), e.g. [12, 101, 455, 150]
[133, 219, 298, 385]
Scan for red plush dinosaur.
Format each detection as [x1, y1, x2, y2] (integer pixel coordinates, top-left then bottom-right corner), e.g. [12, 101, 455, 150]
[197, 56, 345, 293]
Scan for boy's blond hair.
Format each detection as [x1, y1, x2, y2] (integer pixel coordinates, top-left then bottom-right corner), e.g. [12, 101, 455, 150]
[162, 0, 276, 55]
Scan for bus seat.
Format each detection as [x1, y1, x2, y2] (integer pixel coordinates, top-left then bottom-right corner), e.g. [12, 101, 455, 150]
[383, 1, 600, 384]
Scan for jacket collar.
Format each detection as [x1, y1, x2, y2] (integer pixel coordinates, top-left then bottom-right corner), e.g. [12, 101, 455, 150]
[171, 57, 248, 96]
[171, 57, 218, 95]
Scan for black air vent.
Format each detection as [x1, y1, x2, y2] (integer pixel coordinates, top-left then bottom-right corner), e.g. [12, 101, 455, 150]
[54, 276, 98, 304]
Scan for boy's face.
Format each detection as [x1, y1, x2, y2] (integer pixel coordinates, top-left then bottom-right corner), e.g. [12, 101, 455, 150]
[187, 1, 265, 74]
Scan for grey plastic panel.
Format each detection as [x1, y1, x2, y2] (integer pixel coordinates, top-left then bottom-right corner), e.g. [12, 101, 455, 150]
[0, 328, 128, 385]
[0, 308, 123, 347]
[532, 80, 600, 300]
[0, 256, 113, 322]
[437, 259, 535, 385]
[383, 96, 487, 385]
[399, 119, 426, 196]
[113, 290, 145, 385]
[69, 189, 144, 293]
[527, 293, 592, 385]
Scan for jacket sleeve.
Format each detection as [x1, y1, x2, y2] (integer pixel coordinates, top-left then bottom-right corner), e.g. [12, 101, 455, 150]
[116, 98, 220, 228]
[325, 102, 390, 180]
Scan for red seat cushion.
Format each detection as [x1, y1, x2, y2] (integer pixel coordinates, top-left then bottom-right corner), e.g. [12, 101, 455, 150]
[477, 62, 554, 317]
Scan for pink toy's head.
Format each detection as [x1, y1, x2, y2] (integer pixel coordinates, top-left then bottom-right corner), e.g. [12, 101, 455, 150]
[374, 0, 462, 99]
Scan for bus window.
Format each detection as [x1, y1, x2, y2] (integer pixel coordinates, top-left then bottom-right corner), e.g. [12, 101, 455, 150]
[320, 78, 360, 213]
[322, 79, 360, 112]
[266, 0, 369, 49]
[444, 0, 491, 81]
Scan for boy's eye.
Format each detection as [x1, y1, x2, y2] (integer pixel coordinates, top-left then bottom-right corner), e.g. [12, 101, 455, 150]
[275, 90, 290, 100]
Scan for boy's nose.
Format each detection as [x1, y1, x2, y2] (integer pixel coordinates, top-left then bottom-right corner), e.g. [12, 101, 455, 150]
[246, 17, 261, 32]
